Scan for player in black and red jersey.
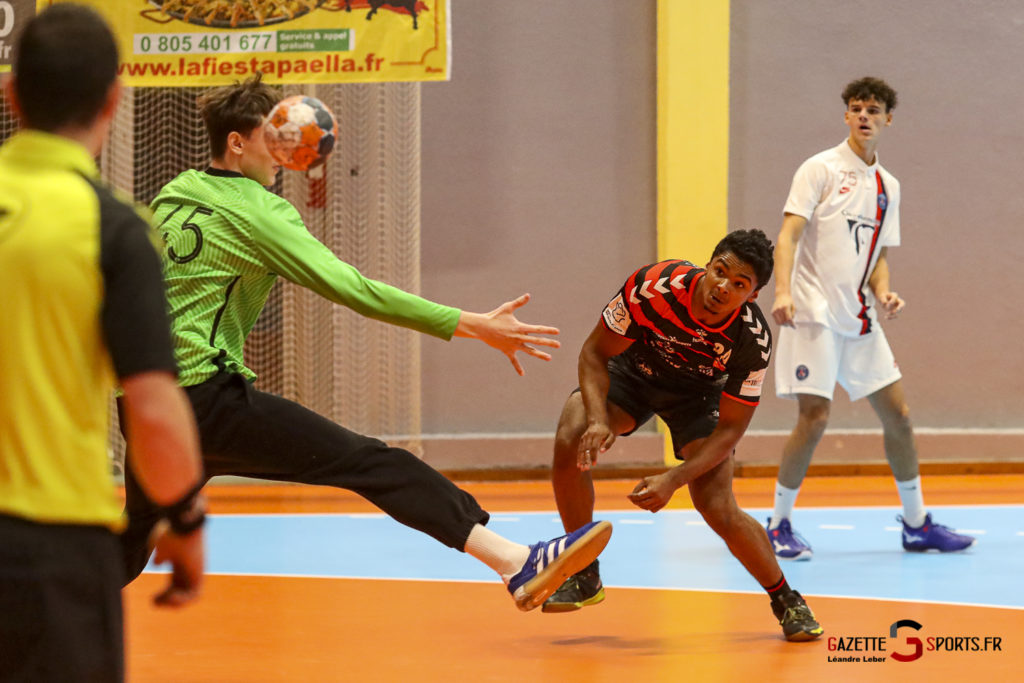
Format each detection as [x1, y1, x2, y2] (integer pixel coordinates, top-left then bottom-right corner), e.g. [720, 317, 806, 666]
[545, 229, 822, 641]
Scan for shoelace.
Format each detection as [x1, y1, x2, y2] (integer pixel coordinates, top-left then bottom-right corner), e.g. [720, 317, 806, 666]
[550, 576, 579, 598]
[790, 528, 812, 548]
[901, 517, 959, 535]
[775, 522, 812, 548]
[782, 604, 815, 624]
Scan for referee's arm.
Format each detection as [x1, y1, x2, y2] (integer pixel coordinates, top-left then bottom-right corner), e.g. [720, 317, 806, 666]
[99, 198, 203, 506]
[99, 195, 205, 606]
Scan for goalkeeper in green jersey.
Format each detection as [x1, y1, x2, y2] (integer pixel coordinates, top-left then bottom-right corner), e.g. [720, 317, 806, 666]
[119, 73, 612, 612]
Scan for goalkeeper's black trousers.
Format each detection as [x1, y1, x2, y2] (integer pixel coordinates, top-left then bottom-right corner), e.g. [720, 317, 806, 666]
[119, 371, 489, 584]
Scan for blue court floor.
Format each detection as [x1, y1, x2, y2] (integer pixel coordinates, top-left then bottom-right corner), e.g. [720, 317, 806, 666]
[148, 504, 1024, 611]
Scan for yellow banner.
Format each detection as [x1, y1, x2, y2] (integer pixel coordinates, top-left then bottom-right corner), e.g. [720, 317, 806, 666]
[0, 1, 38, 72]
[42, 0, 449, 86]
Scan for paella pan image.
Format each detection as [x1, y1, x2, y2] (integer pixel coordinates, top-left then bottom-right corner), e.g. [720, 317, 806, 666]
[147, 0, 326, 28]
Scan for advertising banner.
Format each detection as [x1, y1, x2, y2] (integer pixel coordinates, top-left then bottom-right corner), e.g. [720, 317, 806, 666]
[0, 1, 37, 72]
[37, 1, 449, 86]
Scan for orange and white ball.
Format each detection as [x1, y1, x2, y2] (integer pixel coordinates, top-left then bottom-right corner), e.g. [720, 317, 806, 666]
[263, 95, 338, 172]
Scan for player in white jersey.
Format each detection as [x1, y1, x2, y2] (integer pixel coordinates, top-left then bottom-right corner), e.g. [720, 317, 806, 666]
[767, 77, 974, 559]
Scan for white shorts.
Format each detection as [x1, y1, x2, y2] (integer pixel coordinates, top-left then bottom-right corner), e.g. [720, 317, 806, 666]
[774, 323, 901, 402]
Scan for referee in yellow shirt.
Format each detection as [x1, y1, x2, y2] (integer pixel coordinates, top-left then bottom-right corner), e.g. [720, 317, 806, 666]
[0, 6, 206, 681]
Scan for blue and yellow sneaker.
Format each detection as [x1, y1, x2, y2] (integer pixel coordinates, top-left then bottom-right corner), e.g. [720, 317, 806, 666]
[506, 521, 612, 612]
[542, 559, 605, 613]
[766, 518, 813, 561]
[900, 513, 975, 552]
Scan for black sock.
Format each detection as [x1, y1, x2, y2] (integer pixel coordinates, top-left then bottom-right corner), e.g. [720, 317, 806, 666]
[764, 575, 795, 603]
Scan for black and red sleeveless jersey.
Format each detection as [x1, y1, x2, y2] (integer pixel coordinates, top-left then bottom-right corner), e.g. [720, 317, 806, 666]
[600, 260, 772, 405]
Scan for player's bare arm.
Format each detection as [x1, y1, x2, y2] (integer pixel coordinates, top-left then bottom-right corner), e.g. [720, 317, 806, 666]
[120, 370, 205, 607]
[771, 213, 808, 327]
[868, 248, 905, 319]
[120, 372, 203, 503]
[453, 293, 561, 376]
[628, 397, 757, 512]
[576, 323, 634, 469]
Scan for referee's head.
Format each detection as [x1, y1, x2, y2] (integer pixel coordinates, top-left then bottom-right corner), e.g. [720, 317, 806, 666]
[5, 3, 120, 135]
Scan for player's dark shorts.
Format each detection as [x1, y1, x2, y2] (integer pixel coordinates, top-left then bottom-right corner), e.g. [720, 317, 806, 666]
[0, 513, 124, 683]
[603, 356, 722, 458]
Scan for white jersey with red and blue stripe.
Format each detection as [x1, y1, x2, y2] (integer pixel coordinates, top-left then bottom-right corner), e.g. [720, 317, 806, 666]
[783, 140, 901, 337]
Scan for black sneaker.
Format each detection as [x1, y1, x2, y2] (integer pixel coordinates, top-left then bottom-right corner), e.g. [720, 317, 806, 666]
[771, 591, 823, 642]
[541, 560, 604, 613]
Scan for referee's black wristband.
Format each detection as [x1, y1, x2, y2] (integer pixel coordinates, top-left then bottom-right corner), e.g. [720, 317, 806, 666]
[162, 481, 207, 536]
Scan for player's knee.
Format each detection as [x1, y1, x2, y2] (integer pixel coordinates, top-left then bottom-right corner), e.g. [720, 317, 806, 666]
[798, 403, 831, 435]
[552, 404, 586, 468]
[552, 426, 583, 469]
[882, 402, 913, 432]
[692, 492, 734, 529]
[699, 504, 738, 537]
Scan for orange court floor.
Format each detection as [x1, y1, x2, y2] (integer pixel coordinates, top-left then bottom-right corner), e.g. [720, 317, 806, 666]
[124, 474, 1024, 682]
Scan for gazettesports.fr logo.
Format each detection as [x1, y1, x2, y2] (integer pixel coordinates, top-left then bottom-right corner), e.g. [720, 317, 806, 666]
[826, 619, 1003, 664]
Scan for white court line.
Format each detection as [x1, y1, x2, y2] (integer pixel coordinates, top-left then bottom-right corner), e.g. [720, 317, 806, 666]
[140, 569, 1024, 610]
[212, 512, 391, 518]
[182, 573, 1024, 614]
[686, 520, 707, 526]
[607, 584, 1024, 612]
[488, 517, 520, 523]
[619, 519, 654, 525]
[210, 503, 1024, 519]
[832, 523, 987, 533]
[736, 503, 1024, 512]
[746, 427, 1024, 436]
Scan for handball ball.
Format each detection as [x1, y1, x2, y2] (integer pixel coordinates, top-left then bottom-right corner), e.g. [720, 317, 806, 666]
[263, 95, 338, 172]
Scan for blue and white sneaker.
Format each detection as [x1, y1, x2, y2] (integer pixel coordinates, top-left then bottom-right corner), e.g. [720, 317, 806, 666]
[766, 518, 813, 561]
[900, 513, 975, 552]
[506, 520, 613, 612]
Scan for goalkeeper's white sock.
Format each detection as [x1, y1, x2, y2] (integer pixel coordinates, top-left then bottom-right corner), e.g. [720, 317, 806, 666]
[464, 523, 531, 580]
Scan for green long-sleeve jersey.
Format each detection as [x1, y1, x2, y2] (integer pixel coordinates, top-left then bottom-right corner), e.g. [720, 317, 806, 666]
[153, 168, 460, 387]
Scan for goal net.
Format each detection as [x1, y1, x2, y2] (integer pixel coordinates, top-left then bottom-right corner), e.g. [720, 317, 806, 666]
[2, 82, 425, 475]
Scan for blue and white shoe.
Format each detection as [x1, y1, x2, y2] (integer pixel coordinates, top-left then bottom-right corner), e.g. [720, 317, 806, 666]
[506, 520, 613, 612]
[766, 518, 813, 561]
[900, 513, 975, 552]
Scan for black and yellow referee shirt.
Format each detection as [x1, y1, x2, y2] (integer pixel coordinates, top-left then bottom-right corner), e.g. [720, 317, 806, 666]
[0, 130, 177, 528]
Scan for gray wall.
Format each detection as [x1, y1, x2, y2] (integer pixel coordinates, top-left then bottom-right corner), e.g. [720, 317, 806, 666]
[416, 1, 1023, 453]
[730, 0, 1024, 431]
[420, 0, 657, 435]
